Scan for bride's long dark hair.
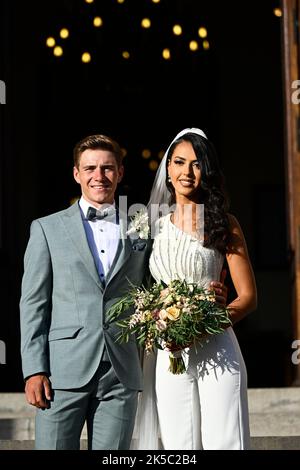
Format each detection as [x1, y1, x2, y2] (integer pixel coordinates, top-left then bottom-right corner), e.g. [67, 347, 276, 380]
[166, 133, 230, 254]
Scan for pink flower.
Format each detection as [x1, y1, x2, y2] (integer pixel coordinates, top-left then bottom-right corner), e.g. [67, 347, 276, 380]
[156, 319, 167, 331]
[151, 309, 160, 320]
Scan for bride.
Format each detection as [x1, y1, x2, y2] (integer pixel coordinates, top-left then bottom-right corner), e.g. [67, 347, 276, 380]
[132, 128, 257, 450]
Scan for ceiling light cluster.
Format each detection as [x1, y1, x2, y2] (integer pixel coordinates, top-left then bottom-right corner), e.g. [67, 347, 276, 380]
[46, 0, 210, 63]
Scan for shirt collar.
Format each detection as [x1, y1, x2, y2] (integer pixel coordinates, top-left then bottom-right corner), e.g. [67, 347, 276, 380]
[79, 196, 116, 218]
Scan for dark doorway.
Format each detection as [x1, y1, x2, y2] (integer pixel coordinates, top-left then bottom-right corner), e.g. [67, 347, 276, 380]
[0, 0, 288, 390]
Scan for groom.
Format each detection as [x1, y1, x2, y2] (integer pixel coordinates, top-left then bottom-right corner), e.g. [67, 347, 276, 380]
[20, 134, 152, 450]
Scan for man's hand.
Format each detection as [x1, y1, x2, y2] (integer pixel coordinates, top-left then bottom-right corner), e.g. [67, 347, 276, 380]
[25, 374, 52, 409]
[210, 268, 228, 306]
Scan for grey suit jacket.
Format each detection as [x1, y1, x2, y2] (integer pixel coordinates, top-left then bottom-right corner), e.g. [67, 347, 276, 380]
[20, 202, 152, 390]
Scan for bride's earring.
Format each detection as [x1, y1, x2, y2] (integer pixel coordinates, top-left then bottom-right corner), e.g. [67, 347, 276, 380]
[167, 175, 171, 182]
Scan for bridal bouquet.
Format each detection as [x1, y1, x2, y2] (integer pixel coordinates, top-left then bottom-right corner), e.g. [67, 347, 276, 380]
[108, 279, 231, 374]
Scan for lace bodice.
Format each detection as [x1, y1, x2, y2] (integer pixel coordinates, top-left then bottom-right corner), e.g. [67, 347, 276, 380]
[149, 214, 224, 287]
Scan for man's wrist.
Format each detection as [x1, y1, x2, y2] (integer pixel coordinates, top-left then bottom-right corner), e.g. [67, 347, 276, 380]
[24, 372, 48, 382]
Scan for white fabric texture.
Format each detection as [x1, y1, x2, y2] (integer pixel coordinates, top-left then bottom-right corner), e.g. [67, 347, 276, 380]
[133, 215, 250, 450]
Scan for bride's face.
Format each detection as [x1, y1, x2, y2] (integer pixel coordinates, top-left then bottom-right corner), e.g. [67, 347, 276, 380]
[167, 140, 201, 201]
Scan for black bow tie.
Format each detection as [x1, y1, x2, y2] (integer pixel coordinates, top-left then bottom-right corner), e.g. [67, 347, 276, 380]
[86, 206, 116, 221]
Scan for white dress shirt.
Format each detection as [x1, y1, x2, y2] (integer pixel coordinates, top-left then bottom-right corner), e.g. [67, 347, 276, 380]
[79, 197, 120, 283]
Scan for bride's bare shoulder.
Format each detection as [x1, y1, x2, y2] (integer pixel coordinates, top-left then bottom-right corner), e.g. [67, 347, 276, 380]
[227, 213, 243, 233]
[226, 213, 248, 255]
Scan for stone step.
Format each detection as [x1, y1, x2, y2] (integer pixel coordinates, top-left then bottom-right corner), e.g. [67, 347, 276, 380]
[0, 417, 88, 440]
[0, 437, 300, 450]
[250, 436, 300, 450]
[0, 439, 87, 450]
[0, 393, 33, 418]
[0, 418, 35, 440]
[1, 388, 300, 440]
[247, 388, 300, 436]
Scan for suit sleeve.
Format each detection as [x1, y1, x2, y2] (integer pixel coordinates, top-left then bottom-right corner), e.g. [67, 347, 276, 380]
[142, 239, 154, 289]
[20, 220, 53, 379]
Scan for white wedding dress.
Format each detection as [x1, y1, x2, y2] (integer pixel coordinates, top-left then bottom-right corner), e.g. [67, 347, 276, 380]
[131, 214, 250, 450]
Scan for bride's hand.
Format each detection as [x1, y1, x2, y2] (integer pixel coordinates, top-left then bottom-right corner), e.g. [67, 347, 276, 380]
[210, 268, 228, 306]
[165, 342, 192, 352]
[166, 335, 210, 351]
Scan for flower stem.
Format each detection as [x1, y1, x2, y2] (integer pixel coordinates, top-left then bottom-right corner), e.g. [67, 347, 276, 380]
[168, 355, 186, 374]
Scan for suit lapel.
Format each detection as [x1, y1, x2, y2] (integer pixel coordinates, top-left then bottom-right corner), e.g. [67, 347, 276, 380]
[105, 211, 132, 286]
[60, 202, 103, 291]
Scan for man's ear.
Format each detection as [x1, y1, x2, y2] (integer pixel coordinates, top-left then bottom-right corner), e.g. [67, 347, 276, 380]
[118, 165, 124, 183]
[73, 166, 80, 184]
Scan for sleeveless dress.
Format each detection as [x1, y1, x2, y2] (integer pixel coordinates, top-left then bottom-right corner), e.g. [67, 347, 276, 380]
[132, 214, 250, 450]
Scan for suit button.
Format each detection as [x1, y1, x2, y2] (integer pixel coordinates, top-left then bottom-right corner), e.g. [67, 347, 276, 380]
[103, 323, 109, 330]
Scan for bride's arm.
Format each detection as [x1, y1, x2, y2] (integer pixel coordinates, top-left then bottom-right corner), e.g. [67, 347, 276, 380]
[210, 268, 228, 306]
[225, 214, 257, 324]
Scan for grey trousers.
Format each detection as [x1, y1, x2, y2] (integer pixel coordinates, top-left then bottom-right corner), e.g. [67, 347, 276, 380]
[35, 361, 138, 450]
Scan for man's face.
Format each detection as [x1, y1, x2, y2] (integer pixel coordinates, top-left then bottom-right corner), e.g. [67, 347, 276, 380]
[73, 149, 124, 207]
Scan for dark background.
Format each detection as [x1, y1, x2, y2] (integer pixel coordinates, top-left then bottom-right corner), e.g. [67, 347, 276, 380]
[0, 0, 292, 390]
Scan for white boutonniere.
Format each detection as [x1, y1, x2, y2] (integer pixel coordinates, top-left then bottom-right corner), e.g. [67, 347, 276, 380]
[126, 208, 150, 239]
